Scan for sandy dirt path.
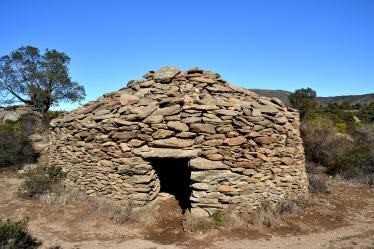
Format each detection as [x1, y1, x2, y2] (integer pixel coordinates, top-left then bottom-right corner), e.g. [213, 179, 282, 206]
[0, 173, 373, 249]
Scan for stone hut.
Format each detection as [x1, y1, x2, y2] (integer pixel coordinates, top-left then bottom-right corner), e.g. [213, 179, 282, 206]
[49, 66, 308, 216]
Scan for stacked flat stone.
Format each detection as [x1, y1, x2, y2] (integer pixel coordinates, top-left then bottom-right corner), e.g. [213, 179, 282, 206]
[49, 66, 308, 216]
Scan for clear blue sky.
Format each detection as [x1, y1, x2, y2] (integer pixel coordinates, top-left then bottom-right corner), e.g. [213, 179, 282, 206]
[1, 0, 373, 110]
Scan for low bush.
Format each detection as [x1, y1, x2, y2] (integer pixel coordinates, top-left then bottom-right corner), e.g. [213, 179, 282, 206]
[0, 121, 24, 168]
[0, 114, 43, 169]
[211, 210, 225, 229]
[301, 115, 373, 179]
[0, 218, 42, 249]
[308, 174, 330, 194]
[18, 164, 66, 198]
[301, 116, 350, 171]
[253, 201, 278, 227]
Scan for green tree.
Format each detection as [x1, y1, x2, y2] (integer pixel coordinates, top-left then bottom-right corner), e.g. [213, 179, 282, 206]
[288, 87, 318, 119]
[0, 46, 85, 112]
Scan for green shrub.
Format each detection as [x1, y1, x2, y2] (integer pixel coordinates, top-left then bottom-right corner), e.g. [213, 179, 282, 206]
[18, 165, 66, 198]
[0, 218, 41, 249]
[0, 121, 24, 168]
[301, 115, 352, 170]
[0, 114, 42, 169]
[301, 114, 373, 182]
[211, 210, 225, 229]
[340, 146, 370, 176]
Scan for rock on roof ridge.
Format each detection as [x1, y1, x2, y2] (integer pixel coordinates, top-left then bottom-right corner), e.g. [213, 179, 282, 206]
[56, 66, 289, 122]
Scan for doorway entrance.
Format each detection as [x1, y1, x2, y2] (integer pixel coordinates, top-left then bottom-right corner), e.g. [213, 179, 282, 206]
[150, 158, 192, 211]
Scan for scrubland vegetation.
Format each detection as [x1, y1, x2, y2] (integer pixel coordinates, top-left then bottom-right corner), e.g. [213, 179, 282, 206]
[0, 111, 61, 170]
[0, 116, 38, 169]
[182, 197, 312, 232]
[289, 88, 374, 186]
[0, 218, 41, 249]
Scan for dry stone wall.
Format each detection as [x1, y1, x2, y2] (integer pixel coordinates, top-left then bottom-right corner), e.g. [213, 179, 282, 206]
[49, 66, 308, 216]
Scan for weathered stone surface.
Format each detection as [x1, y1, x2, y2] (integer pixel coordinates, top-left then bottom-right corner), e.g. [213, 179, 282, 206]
[185, 104, 219, 111]
[111, 131, 138, 141]
[167, 121, 189, 132]
[232, 161, 256, 169]
[203, 139, 224, 147]
[248, 131, 261, 137]
[128, 139, 145, 147]
[119, 143, 131, 152]
[190, 207, 210, 217]
[217, 185, 238, 193]
[190, 123, 215, 134]
[120, 94, 139, 105]
[214, 109, 238, 116]
[191, 183, 212, 190]
[254, 136, 273, 144]
[257, 153, 269, 161]
[93, 113, 114, 120]
[224, 136, 246, 146]
[175, 132, 196, 138]
[2, 111, 20, 122]
[153, 105, 181, 116]
[280, 157, 294, 165]
[190, 77, 216, 84]
[181, 117, 202, 124]
[149, 137, 194, 148]
[153, 66, 180, 82]
[135, 148, 201, 158]
[112, 118, 134, 126]
[190, 157, 229, 170]
[99, 160, 112, 167]
[152, 129, 175, 139]
[143, 115, 164, 124]
[206, 153, 223, 161]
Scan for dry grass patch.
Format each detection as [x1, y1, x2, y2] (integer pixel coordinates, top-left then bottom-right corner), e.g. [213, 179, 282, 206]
[40, 186, 158, 225]
[182, 211, 213, 232]
[183, 197, 313, 232]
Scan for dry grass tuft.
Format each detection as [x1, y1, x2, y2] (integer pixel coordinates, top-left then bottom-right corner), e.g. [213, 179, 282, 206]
[183, 197, 313, 232]
[308, 174, 330, 194]
[182, 211, 212, 232]
[40, 186, 158, 225]
[87, 197, 134, 224]
[40, 186, 87, 206]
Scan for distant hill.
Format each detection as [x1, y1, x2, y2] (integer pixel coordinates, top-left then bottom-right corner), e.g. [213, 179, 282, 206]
[316, 94, 374, 105]
[250, 89, 292, 106]
[249, 89, 374, 107]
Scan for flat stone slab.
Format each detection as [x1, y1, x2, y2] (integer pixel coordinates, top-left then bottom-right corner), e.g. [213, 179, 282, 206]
[149, 137, 194, 148]
[153, 66, 180, 82]
[189, 157, 229, 170]
[136, 148, 201, 158]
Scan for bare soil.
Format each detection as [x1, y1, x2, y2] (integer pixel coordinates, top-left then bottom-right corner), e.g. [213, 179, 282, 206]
[0, 171, 373, 249]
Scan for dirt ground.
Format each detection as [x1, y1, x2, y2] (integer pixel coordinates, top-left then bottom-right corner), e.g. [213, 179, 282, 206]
[0, 172, 373, 249]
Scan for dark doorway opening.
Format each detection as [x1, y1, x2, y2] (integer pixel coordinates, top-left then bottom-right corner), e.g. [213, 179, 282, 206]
[150, 158, 192, 211]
